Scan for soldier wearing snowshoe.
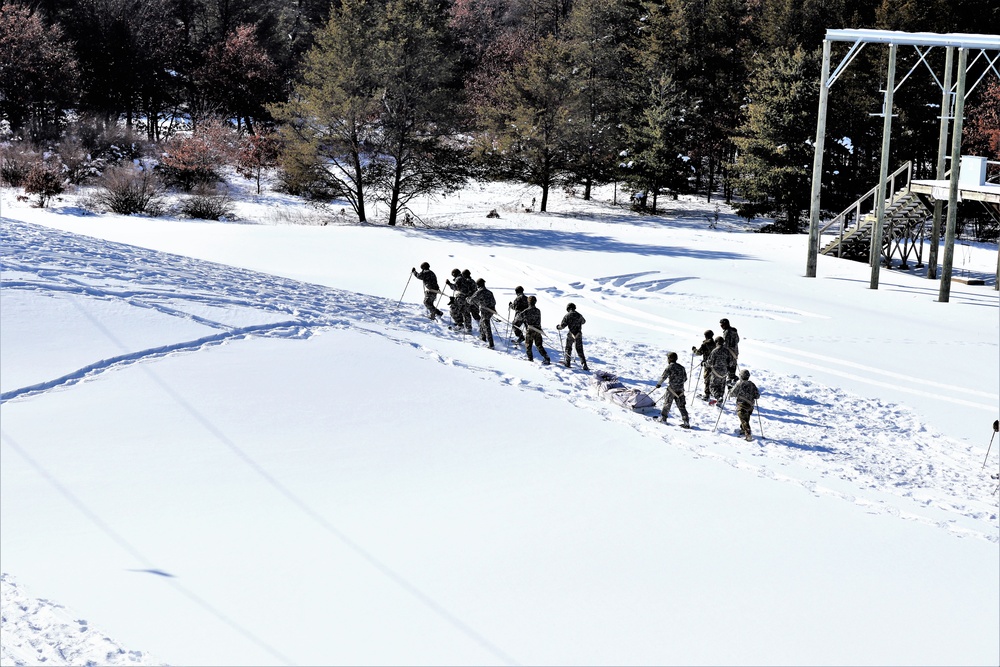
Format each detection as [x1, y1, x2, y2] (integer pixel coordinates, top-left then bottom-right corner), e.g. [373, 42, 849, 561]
[719, 318, 740, 383]
[445, 268, 470, 331]
[654, 352, 690, 427]
[514, 296, 550, 364]
[459, 269, 479, 330]
[468, 278, 497, 349]
[730, 369, 760, 441]
[412, 262, 445, 320]
[556, 303, 589, 370]
[509, 286, 529, 345]
[692, 329, 715, 400]
[706, 336, 730, 402]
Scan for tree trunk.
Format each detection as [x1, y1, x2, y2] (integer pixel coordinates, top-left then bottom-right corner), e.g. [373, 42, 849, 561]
[583, 176, 592, 200]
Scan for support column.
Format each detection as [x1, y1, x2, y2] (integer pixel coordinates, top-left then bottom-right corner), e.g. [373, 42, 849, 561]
[939, 48, 968, 303]
[806, 40, 832, 278]
[928, 46, 954, 280]
[870, 43, 897, 290]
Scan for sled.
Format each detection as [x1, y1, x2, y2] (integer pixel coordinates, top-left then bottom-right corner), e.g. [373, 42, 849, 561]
[593, 371, 657, 414]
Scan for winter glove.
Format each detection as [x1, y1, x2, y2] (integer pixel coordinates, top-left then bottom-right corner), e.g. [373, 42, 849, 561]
[654, 383, 661, 389]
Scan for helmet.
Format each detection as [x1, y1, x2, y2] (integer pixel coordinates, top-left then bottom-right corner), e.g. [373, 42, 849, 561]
[515, 286, 524, 294]
[461, 269, 471, 277]
[527, 295, 537, 305]
[719, 318, 730, 327]
[420, 262, 430, 270]
[667, 352, 678, 362]
[476, 278, 485, 286]
[715, 336, 724, 345]
[451, 268, 460, 276]
[704, 329, 714, 338]
[566, 303, 576, 311]
[740, 370, 750, 380]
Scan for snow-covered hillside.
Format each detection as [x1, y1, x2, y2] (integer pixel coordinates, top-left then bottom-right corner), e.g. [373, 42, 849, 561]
[1, 180, 998, 665]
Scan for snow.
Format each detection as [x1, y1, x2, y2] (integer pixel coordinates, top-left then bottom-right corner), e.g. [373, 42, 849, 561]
[1, 177, 998, 666]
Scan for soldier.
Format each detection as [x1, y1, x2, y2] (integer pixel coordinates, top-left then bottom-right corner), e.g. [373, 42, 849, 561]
[719, 318, 740, 384]
[706, 336, 730, 404]
[692, 329, 715, 400]
[459, 269, 479, 331]
[556, 303, 589, 370]
[445, 268, 469, 331]
[729, 369, 760, 441]
[468, 278, 497, 349]
[513, 296, 551, 364]
[411, 262, 444, 320]
[509, 286, 529, 345]
[654, 351, 690, 428]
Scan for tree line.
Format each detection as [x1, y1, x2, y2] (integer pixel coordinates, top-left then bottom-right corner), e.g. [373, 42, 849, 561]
[2, 0, 999, 230]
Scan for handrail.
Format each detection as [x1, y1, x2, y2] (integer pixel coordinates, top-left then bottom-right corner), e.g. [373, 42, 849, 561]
[819, 161, 912, 257]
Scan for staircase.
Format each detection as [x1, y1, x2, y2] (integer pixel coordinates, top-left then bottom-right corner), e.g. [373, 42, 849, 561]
[819, 162, 933, 266]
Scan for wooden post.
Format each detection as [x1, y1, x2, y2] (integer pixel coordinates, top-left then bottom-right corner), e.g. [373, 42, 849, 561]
[929, 46, 954, 280]
[870, 43, 897, 290]
[806, 40, 832, 278]
[939, 48, 968, 303]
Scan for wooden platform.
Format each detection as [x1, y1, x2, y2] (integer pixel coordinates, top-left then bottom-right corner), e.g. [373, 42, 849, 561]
[910, 179, 1000, 204]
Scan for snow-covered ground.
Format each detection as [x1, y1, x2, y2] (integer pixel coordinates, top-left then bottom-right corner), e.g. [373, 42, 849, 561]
[1, 176, 998, 666]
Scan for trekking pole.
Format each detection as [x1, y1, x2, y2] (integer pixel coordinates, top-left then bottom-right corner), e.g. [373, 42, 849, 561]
[395, 272, 413, 312]
[755, 398, 766, 441]
[712, 382, 732, 433]
[687, 352, 695, 393]
[504, 306, 512, 352]
[983, 429, 996, 470]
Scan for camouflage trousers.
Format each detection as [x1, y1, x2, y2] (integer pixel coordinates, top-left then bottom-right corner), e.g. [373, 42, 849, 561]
[709, 368, 727, 400]
[480, 310, 495, 347]
[423, 290, 443, 318]
[564, 331, 586, 366]
[449, 298, 469, 329]
[525, 329, 549, 362]
[736, 401, 755, 437]
[661, 388, 689, 422]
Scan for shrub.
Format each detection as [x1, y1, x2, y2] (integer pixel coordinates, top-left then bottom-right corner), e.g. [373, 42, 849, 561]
[158, 120, 237, 191]
[56, 136, 101, 184]
[90, 164, 163, 215]
[180, 185, 235, 220]
[236, 132, 280, 194]
[23, 161, 64, 207]
[0, 144, 39, 187]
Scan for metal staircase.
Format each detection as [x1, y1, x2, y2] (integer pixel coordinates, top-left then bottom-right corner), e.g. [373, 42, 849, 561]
[819, 162, 933, 268]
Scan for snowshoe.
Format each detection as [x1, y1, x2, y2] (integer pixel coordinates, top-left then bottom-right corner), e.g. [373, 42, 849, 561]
[542, 358, 551, 365]
[681, 422, 691, 429]
[708, 398, 717, 406]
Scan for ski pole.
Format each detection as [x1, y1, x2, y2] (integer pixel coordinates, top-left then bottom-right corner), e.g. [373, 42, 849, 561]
[504, 306, 512, 352]
[687, 351, 695, 393]
[712, 382, 732, 433]
[755, 398, 766, 441]
[983, 430, 996, 469]
[394, 272, 413, 313]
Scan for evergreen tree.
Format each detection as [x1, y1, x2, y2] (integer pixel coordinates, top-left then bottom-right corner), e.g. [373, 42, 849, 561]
[733, 46, 818, 231]
[478, 35, 573, 212]
[272, 0, 381, 221]
[373, 0, 468, 226]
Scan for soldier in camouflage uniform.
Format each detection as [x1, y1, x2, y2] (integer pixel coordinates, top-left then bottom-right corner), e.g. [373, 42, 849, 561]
[692, 329, 715, 400]
[468, 278, 497, 349]
[459, 269, 478, 331]
[411, 262, 444, 320]
[513, 296, 551, 364]
[706, 336, 730, 403]
[445, 268, 469, 331]
[729, 369, 760, 441]
[509, 286, 529, 345]
[719, 318, 740, 383]
[654, 351, 690, 428]
[556, 303, 589, 370]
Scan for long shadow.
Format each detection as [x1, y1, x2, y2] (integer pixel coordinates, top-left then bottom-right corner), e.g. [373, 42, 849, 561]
[757, 407, 828, 430]
[761, 437, 838, 454]
[408, 226, 755, 261]
[826, 276, 998, 307]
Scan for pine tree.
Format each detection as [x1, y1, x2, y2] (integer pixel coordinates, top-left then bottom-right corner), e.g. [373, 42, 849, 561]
[478, 35, 573, 212]
[733, 46, 818, 231]
[272, 0, 382, 221]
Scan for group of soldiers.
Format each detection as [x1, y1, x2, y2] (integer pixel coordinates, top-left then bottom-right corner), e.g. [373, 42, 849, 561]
[411, 262, 761, 440]
[411, 262, 589, 369]
[652, 318, 761, 440]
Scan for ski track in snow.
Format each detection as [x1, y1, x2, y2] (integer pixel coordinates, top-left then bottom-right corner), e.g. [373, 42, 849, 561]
[0, 574, 162, 666]
[2, 218, 997, 544]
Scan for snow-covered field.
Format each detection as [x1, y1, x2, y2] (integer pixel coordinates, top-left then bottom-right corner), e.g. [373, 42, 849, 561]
[1, 177, 998, 666]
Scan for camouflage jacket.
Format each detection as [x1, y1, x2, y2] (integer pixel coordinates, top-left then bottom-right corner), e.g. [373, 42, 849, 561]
[510, 293, 529, 314]
[514, 306, 542, 330]
[730, 379, 760, 407]
[707, 345, 731, 373]
[455, 274, 477, 297]
[722, 327, 740, 355]
[558, 311, 586, 334]
[468, 287, 496, 313]
[694, 338, 714, 364]
[659, 361, 688, 393]
[414, 269, 439, 293]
